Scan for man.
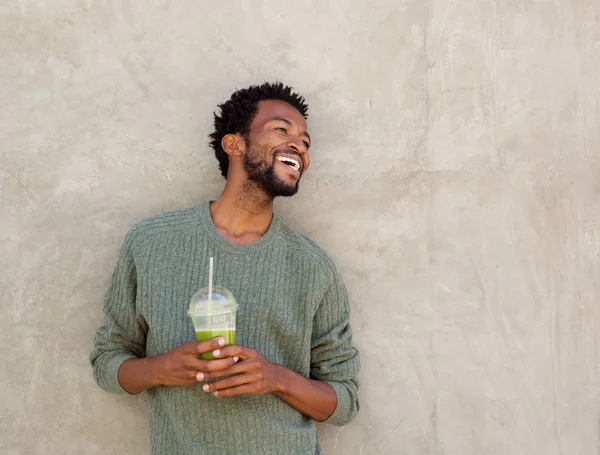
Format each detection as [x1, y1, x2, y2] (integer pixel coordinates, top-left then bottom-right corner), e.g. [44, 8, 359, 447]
[90, 82, 360, 454]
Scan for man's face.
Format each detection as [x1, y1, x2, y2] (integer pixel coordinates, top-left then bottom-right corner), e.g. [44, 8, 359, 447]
[243, 100, 311, 198]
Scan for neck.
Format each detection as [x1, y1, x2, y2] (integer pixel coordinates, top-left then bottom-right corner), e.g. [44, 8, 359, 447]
[210, 179, 274, 244]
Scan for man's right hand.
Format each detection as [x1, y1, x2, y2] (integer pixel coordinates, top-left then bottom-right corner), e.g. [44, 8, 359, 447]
[117, 337, 238, 394]
[150, 337, 239, 386]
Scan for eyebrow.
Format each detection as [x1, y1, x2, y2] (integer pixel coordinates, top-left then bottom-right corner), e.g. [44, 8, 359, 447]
[266, 117, 311, 143]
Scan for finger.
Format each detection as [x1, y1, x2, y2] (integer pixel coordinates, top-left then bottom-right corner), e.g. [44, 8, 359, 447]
[166, 375, 203, 386]
[182, 368, 209, 383]
[179, 339, 201, 353]
[211, 383, 258, 397]
[212, 345, 256, 360]
[202, 372, 260, 393]
[200, 357, 253, 381]
[200, 357, 239, 373]
[194, 337, 226, 355]
[186, 357, 235, 373]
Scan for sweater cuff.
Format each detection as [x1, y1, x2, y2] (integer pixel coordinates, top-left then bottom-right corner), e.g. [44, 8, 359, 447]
[323, 381, 355, 426]
[95, 351, 137, 395]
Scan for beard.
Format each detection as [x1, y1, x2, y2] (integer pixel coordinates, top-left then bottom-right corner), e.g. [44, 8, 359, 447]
[243, 145, 300, 198]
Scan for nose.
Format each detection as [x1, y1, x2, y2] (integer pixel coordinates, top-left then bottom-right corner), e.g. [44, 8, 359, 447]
[287, 137, 308, 154]
[286, 138, 310, 171]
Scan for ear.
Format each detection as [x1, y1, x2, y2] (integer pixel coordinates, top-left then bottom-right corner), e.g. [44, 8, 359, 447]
[221, 134, 246, 157]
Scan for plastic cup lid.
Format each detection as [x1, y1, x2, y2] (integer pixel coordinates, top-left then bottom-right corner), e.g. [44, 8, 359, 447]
[187, 285, 238, 317]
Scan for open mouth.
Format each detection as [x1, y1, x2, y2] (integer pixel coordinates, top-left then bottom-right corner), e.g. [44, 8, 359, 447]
[276, 155, 301, 172]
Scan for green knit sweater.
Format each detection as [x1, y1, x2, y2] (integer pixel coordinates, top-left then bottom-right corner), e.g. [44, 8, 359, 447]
[90, 202, 360, 455]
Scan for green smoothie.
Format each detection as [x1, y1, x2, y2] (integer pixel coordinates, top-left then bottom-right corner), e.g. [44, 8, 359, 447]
[195, 329, 236, 360]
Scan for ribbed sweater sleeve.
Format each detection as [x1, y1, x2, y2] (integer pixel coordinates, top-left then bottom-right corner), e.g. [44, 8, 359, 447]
[90, 229, 147, 394]
[310, 267, 360, 426]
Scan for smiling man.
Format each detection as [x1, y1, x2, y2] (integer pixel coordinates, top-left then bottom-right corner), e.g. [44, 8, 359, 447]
[90, 82, 360, 455]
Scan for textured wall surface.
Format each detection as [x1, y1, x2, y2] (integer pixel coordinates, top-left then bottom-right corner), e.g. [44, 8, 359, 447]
[2, 1, 599, 454]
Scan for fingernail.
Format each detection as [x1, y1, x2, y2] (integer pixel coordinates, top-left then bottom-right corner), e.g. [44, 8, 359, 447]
[218, 338, 225, 346]
[202, 384, 209, 392]
[233, 356, 239, 363]
[214, 391, 219, 397]
[196, 372, 204, 381]
[213, 349, 220, 357]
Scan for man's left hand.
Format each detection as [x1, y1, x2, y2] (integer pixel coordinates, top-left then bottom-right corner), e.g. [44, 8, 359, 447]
[202, 344, 339, 422]
[200, 345, 283, 397]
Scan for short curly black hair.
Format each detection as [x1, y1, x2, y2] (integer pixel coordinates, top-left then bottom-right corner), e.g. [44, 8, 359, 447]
[209, 82, 309, 178]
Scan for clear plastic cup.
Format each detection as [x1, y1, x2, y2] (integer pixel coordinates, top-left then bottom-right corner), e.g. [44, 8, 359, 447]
[188, 285, 238, 360]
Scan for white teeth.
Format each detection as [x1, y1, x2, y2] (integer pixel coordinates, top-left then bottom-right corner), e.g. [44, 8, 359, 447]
[277, 156, 300, 171]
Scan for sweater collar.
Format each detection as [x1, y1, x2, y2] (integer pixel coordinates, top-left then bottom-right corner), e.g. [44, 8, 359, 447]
[198, 201, 281, 254]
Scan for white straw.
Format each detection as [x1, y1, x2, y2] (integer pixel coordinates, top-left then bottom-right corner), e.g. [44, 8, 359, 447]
[208, 257, 213, 300]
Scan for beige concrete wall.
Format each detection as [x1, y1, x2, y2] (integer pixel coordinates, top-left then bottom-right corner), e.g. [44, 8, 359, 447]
[2, 1, 599, 454]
